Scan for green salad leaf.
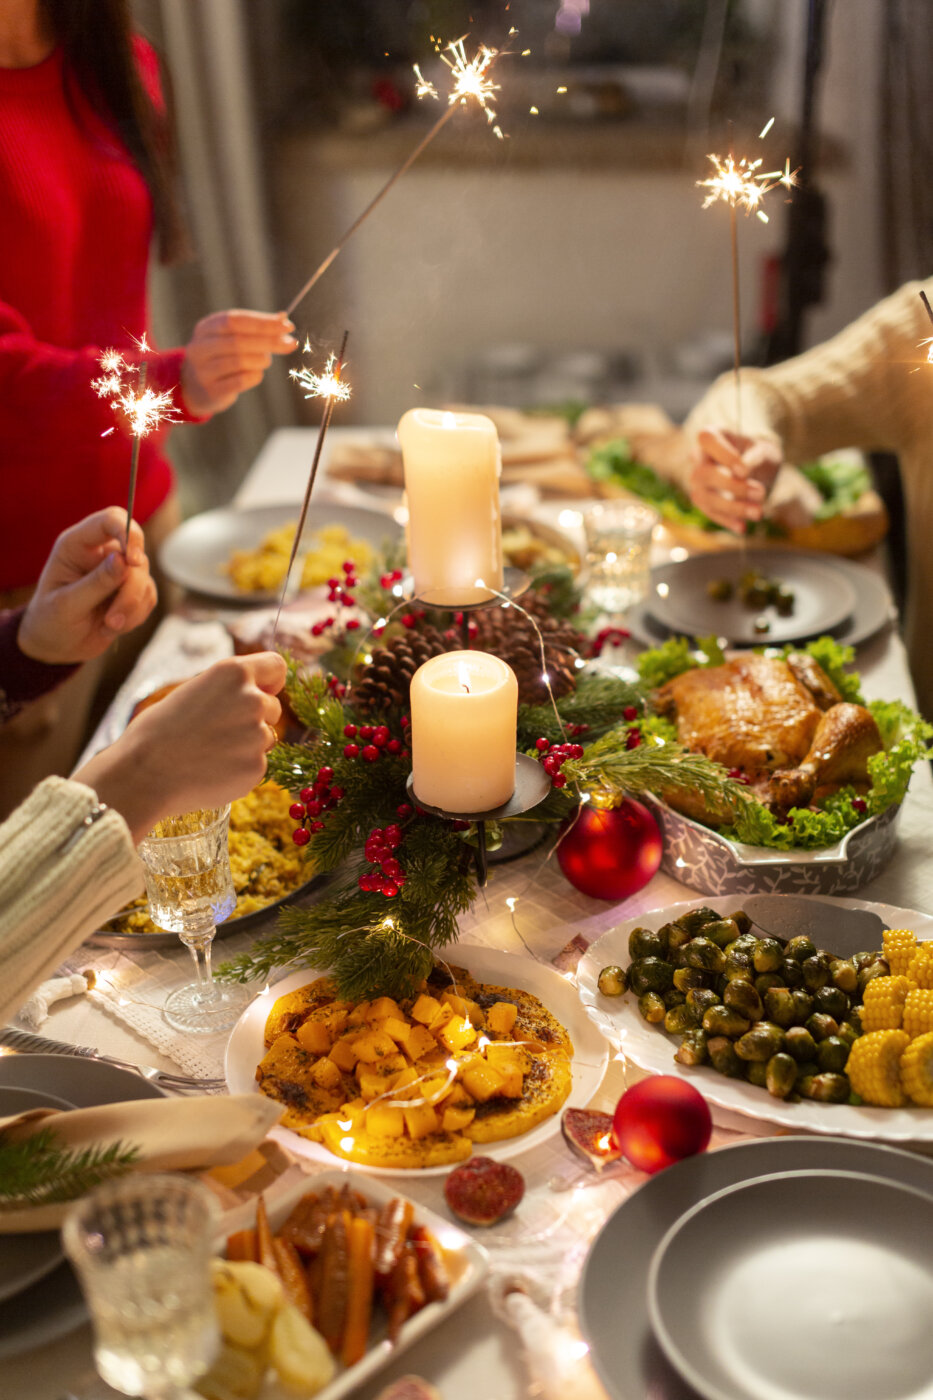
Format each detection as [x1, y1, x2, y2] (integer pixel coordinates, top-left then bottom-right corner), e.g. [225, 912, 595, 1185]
[797, 457, 872, 521]
[586, 439, 718, 530]
[635, 634, 726, 690]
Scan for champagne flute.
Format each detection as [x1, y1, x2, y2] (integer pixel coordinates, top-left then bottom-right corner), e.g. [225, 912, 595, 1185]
[62, 1175, 220, 1400]
[138, 806, 248, 1033]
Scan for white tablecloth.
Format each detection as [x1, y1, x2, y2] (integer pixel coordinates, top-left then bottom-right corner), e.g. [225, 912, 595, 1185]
[8, 428, 933, 1398]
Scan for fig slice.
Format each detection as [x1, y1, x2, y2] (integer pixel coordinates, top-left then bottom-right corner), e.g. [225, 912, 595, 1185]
[560, 1108, 622, 1170]
[444, 1156, 525, 1226]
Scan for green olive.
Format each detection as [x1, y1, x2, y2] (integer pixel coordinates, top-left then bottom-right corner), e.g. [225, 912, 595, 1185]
[702, 1004, 751, 1038]
[830, 959, 858, 996]
[629, 927, 666, 961]
[684, 938, 726, 973]
[673, 965, 710, 993]
[675, 1029, 709, 1066]
[763, 987, 797, 1028]
[806, 1012, 839, 1042]
[813, 985, 849, 1020]
[817, 1036, 850, 1073]
[785, 1025, 818, 1062]
[638, 991, 666, 1024]
[724, 979, 764, 1021]
[735, 1022, 786, 1062]
[753, 938, 785, 973]
[707, 1035, 745, 1078]
[799, 1072, 850, 1103]
[786, 935, 817, 961]
[766, 1052, 798, 1099]
[629, 957, 674, 996]
[665, 1003, 700, 1035]
[597, 965, 628, 997]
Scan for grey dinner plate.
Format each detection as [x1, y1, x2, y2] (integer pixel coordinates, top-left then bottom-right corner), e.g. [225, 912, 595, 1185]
[0, 1087, 75, 1305]
[647, 549, 856, 645]
[648, 1168, 933, 1400]
[624, 550, 894, 651]
[159, 501, 402, 603]
[0, 1057, 166, 1360]
[578, 1135, 933, 1400]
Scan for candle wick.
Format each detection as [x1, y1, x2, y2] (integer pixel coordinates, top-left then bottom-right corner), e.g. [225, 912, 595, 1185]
[462, 682, 471, 694]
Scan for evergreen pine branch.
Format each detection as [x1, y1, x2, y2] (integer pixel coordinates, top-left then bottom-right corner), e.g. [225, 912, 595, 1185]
[517, 669, 643, 745]
[566, 733, 751, 821]
[0, 1127, 139, 1209]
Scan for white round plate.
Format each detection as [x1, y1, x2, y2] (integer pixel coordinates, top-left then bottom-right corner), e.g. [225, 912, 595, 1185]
[225, 944, 610, 1174]
[577, 895, 933, 1141]
[648, 1168, 933, 1400]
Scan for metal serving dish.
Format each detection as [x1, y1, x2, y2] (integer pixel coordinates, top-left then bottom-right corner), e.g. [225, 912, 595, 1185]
[642, 794, 902, 897]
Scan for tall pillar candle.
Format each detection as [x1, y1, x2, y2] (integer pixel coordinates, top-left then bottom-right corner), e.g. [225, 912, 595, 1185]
[410, 651, 518, 812]
[398, 407, 503, 605]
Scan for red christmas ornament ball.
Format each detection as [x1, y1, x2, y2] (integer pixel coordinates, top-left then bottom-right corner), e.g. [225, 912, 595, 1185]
[611, 1076, 712, 1174]
[556, 799, 662, 900]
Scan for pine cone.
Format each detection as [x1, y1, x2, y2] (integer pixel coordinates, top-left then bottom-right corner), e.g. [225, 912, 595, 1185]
[353, 626, 456, 712]
[471, 605, 582, 704]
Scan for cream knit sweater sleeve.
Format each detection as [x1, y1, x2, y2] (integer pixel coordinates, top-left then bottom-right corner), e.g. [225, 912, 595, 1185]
[0, 775, 143, 1023]
[683, 280, 932, 462]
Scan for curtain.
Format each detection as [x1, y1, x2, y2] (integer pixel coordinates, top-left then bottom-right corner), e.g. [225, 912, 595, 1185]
[879, 0, 933, 290]
[137, 0, 294, 511]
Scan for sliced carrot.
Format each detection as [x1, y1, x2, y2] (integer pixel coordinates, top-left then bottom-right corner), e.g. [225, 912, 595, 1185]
[341, 1215, 375, 1368]
[256, 1196, 279, 1277]
[272, 1236, 315, 1324]
[226, 1227, 259, 1262]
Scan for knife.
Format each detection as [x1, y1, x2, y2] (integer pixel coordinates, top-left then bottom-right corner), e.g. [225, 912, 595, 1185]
[0, 1027, 225, 1088]
[741, 894, 888, 960]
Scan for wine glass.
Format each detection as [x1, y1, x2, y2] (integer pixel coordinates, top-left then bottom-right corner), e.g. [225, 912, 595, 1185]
[137, 805, 249, 1033]
[62, 1174, 220, 1400]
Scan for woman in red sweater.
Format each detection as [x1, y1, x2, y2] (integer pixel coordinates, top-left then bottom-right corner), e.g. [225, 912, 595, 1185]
[0, 0, 297, 811]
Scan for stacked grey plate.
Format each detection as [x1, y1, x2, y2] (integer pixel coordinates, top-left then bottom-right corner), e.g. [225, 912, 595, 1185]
[579, 1135, 933, 1400]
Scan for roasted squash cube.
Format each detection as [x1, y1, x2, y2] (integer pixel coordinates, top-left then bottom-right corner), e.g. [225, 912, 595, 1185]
[403, 1023, 437, 1062]
[464, 998, 486, 1028]
[410, 994, 442, 1026]
[295, 1019, 332, 1056]
[460, 1057, 507, 1103]
[366, 1104, 406, 1138]
[367, 996, 403, 1022]
[387, 1066, 420, 1099]
[353, 1029, 400, 1064]
[382, 1015, 414, 1045]
[402, 1103, 439, 1139]
[428, 1004, 455, 1034]
[437, 1016, 478, 1053]
[441, 992, 469, 1017]
[487, 1001, 518, 1034]
[442, 1104, 476, 1132]
[346, 1000, 372, 1029]
[328, 1037, 359, 1073]
[309, 1057, 343, 1092]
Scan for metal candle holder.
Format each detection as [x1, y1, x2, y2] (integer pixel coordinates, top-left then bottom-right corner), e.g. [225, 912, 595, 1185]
[401, 567, 531, 646]
[407, 752, 551, 887]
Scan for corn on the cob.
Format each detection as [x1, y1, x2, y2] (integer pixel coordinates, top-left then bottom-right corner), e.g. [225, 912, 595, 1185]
[901, 988, 933, 1040]
[900, 1032, 933, 1107]
[882, 928, 918, 978]
[906, 944, 933, 990]
[846, 1029, 909, 1107]
[860, 975, 914, 1031]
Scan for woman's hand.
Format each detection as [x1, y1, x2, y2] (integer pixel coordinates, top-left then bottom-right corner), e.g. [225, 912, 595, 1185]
[17, 508, 156, 665]
[180, 310, 298, 417]
[688, 427, 784, 534]
[73, 653, 288, 842]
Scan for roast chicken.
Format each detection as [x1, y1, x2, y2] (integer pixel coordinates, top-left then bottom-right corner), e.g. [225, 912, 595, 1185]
[652, 653, 882, 822]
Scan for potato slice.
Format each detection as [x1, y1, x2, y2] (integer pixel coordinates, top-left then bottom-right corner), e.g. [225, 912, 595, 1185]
[269, 1304, 336, 1396]
[210, 1259, 284, 1350]
[196, 1341, 265, 1400]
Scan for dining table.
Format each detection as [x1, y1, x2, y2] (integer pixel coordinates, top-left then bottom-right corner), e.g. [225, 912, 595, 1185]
[6, 425, 933, 1400]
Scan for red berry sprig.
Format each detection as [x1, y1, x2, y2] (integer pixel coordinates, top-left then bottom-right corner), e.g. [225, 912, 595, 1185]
[359, 823, 406, 896]
[590, 626, 631, 658]
[290, 766, 345, 845]
[379, 568, 405, 590]
[534, 737, 585, 789]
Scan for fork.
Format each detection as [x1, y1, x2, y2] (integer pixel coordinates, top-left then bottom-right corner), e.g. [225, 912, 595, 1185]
[0, 1027, 227, 1091]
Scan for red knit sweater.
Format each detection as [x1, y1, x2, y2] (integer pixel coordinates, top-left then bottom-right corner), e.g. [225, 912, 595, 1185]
[0, 39, 193, 590]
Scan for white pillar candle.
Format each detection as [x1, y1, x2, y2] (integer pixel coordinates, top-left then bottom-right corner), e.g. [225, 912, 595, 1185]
[398, 407, 503, 605]
[410, 651, 518, 813]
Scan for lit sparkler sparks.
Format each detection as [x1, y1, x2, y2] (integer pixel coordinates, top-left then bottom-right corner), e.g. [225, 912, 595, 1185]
[285, 36, 508, 316]
[697, 150, 799, 225]
[289, 344, 353, 403]
[918, 291, 933, 365]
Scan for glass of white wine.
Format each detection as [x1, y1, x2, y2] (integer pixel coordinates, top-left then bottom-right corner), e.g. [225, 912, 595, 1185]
[62, 1175, 220, 1400]
[138, 805, 248, 1034]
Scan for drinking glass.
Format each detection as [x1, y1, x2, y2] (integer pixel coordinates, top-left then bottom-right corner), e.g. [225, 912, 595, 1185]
[583, 500, 658, 614]
[137, 806, 248, 1033]
[62, 1174, 220, 1400]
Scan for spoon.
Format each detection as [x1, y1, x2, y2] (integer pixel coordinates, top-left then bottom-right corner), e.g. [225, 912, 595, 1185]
[741, 894, 888, 960]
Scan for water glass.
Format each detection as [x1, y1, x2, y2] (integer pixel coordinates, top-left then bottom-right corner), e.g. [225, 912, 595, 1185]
[138, 805, 248, 1034]
[583, 500, 658, 614]
[62, 1174, 220, 1399]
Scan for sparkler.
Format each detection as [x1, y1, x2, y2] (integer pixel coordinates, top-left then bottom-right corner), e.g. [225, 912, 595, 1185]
[919, 290, 933, 364]
[285, 37, 505, 317]
[92, 334, 178, 551]
[274, 332, 351, 640]
[697, 138, 799, 424]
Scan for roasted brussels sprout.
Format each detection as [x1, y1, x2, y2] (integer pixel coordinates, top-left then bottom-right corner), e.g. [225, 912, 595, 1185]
[638, 991, 666, 1023]
[702, 918, 741, 949]
[780, 958, 804, 988]
[786, 935, 817, 961]
[746, 1061, 768, 1088]
[735, 1022, 786, 1062]
[724, 979, 764, 1021]
[813, 985, 849, 1020]
[707, 1036, 745, 1077]
[665, 1003, 700, 1035]
[702, 1004, 751, 1038]
[801, 956, 830, 992]
[752, 938, 784, 973]
[830, 959, 858, 995]
[684, 938, 726, 973]
[817, 1036, 850, 1074]
[686, 987, 721, 1017]
[763, 986, 797, 1028]
[790, 989, 815, 1023]
[675, 906, 723, 938]
[629, 927, 666, 961]
[724, 950, 755, 981]
[675, 1029, 709, 1066]
[664, 921, 692, 951]
[630, 957, 674, 996]
[663, 987, 686, 1008]
[858, 960, 891, 994]
[754, 972, 785, 998]
[837, 1019, 861, 1048]
[728, 909, 753, 935]
[785, 1025, 818, 1063]
[806, 1012, 839, 1042]
[673, 965, 710, 993]
[799, 1072, 850, 1103]
[597, 965, 627, 997]
[766, 1052, 798, 1099]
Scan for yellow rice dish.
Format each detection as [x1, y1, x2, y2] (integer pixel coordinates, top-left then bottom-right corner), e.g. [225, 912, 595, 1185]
[108, 781, 311, 935]
[226, 522, 375, 594]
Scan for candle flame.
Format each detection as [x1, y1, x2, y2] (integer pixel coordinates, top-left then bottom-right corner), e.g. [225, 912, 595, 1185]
[289, 349, 352, 403]
[441, 411, 457, 429]
[457, 661, 472, 694]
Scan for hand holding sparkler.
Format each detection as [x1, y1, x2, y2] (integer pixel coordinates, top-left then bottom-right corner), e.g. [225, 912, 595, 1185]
[16, 507, 157, 665]
[179, 309, 298, 416]
[688, 428, 784, 535]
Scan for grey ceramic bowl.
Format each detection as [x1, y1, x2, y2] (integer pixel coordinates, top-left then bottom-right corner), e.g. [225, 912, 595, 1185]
[642, 795, 902, 896]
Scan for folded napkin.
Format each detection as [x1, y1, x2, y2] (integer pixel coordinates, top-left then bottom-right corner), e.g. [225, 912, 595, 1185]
[0, 1093, 283, 1232]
